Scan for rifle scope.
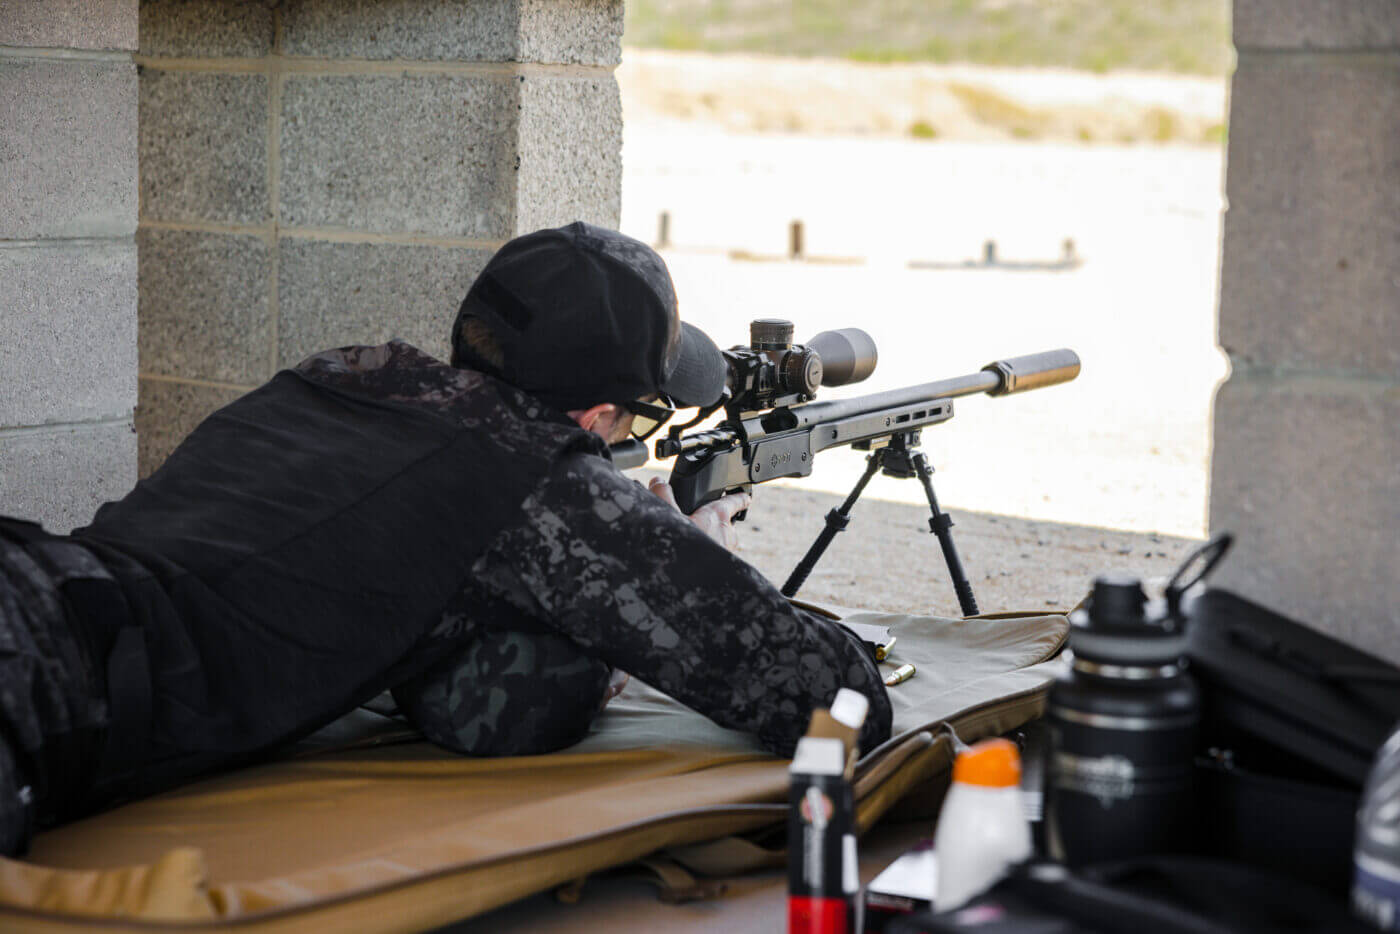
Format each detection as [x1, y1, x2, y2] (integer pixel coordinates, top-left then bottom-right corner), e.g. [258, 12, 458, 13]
[726, 320, 879, 412]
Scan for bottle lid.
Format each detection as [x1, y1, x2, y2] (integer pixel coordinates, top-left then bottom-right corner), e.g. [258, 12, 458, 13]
[829, 688, 870, 731]
[951, 738, 1022, 788]
[1068, 573, 1187, 666]
[1088, 574, 1149, 625]
[790, 737, 845, 776]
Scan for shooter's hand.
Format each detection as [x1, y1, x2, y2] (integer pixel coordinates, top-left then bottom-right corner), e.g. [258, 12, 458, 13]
[647, 477, 751, 552]
[598, 668, 630, 712]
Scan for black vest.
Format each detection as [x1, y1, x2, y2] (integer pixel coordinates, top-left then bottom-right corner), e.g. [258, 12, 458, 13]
[73, 355, 601, 800]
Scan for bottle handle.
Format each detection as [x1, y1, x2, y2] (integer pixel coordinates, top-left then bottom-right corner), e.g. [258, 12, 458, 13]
[1165, 532, 1233, 613]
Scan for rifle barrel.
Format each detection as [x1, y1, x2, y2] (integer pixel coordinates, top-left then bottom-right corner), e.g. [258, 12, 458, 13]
[792, 347, 1078, 425]
[791, 370, 996, 426]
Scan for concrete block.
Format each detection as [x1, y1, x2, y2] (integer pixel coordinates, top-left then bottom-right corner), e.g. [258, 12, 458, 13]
[518, 0, 623, 66]
[280, 0, 516, 62]
[1219, 55, 1400, 376]
[140, 69, 269, 224]
[1209, 374, 1400, 664]
[279, 74, 517, 238]
[0, 243, 137, 427]
[0, 421, 137, 533]
[136, 378, 244, 476]
[276, 238, 489, 367]
[138, 0, 275, 58]
[0, 0, 137, 51]
[0, 60, 136, 239]
[515, 75, 622, 231]
[1234, 0, 1400, 51]
[138, 228, 273, 384]
[281, 0, 621, 64]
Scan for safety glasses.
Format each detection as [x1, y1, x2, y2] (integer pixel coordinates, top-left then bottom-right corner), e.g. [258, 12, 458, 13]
[622, 396, 677, 442]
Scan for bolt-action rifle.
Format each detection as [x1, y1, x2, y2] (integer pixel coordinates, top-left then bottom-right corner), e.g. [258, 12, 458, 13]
[612, 319, 1080, 615]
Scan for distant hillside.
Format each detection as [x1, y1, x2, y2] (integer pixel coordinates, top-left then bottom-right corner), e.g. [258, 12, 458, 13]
[624, 0, 1232, 76]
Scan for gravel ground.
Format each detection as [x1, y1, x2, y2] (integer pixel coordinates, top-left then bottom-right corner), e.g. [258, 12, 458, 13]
[633, 467, 1201, 617]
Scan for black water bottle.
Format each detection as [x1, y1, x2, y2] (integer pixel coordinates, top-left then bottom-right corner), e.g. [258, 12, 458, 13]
[1043, 536, 1230, 866]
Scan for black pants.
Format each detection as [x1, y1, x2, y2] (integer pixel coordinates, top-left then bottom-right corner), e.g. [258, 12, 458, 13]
[0, 533, 108, 855]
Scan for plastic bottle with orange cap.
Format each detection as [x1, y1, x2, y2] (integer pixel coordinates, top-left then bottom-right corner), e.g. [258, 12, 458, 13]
[932, 737, 1033, 911]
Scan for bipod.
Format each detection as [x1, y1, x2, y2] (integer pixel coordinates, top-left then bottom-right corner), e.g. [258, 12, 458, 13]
[779, 432, 979, 616]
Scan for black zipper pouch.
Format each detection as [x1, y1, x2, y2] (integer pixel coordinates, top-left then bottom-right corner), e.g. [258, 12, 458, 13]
[1187, 589, 1400, 893]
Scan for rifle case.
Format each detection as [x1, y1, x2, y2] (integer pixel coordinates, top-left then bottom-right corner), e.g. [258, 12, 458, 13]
[1187, 588, 1400, 893]
[0, 607, 1067, 933]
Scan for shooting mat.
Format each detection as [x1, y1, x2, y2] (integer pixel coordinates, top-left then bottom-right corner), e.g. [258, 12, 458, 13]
[0, 607, 1066, 933]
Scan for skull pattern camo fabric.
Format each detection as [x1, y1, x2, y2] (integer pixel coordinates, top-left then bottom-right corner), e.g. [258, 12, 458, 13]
[399, 452, 892, 759]
[392, 616, 614, 757]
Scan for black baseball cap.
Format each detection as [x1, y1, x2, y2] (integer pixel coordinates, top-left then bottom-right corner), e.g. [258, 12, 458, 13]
[450, 222, 727, 413]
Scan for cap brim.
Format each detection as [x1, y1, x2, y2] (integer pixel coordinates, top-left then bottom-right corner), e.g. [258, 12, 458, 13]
[660, 322, 727, 408]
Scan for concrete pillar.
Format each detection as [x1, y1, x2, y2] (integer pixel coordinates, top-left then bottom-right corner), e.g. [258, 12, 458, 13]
[1212, 1, 1400, 660]
[0, 1, 139, 532]
[137, 0, 624, 472]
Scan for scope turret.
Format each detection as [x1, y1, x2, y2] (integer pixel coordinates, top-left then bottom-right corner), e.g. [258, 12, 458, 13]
[750, 318, 795, 350]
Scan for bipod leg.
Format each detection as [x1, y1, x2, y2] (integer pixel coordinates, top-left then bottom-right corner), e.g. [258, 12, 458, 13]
[910, 452, 979, 616]
[781, 450, 884, 598]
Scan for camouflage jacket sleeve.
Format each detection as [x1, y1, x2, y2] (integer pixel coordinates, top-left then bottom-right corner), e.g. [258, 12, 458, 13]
[470, 452, 893, 758]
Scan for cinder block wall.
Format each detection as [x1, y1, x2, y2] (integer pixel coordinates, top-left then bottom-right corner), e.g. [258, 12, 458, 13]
[0, 1, 140, 532]
[136, 0, 623, 473]
[1212, 1, 1400, 660]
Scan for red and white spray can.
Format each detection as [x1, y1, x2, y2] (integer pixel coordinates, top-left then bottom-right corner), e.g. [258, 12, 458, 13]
[787, 689, 869, 934]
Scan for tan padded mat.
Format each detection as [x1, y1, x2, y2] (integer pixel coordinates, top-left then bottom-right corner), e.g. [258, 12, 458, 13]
[1, 609, 1067, 932]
